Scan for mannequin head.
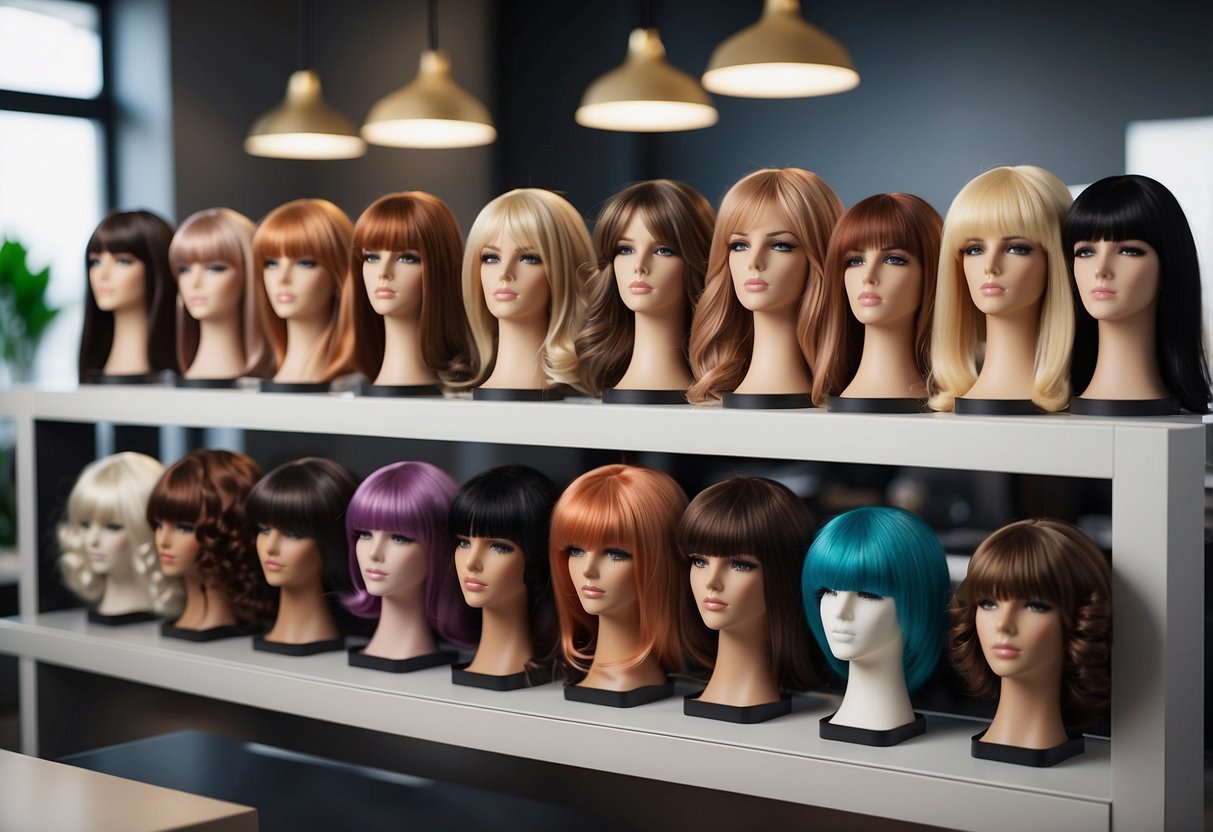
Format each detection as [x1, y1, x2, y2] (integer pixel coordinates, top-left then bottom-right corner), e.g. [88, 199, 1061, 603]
[803, 506, 949, 692]
[341, 461, 478, 647]
[146, 449, 273, 623]
[811, 194, 942, 406]
[549, 464, 687, 675]
[169, 208, 273, 378]
[449, 465, 559, 657]
[687, 168, 842, 404]
[950, 518, 1111, 725]
[928, 165, 1074, 412]
[80, 210, 177, 380]
[576, 180, 714, 396]
[677, 476, 815, 692]
[342, 192, 475, 386]
[461, 188, 593, 391]
[57, 451, 181, 614]
[252, 198, 355, 381]
[1063, 175, 1210, 412]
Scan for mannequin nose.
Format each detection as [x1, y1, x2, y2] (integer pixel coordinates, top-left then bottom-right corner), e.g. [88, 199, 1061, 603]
[996, 607, 1017, 634]
[264, 530, 281, 554]
[704, 560, 725, 592]
[464, 544, 483, 572]
[581, 552, 600, 579]
[836, 591, 856, 620]
[1094, 248, 1115, 279]
[860, 263, 878, 286]
[636, 252, 651, 276]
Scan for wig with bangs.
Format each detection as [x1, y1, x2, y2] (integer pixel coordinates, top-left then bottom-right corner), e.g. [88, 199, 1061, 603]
[460, 188, 593, 391]
[928, 166, 1074, 412]
[576, 180, 714, 396]
[341, 192, 476, 387]
[811, 194, 942, 406]
[146, 449, 273, 624]
[677, 476, 816, 692]
[950, 518, 1111, 725]
[549, 464, 687, 675]
[1063, 175, 1211, 413]
[341, 461, 478, 647]
[802, 506, 949, 691]
[169, 208, 273, 379]
[57, 452, 182, 614]
[80, 210, 177, 380]
[252, 198, 356, 381]
[688, 168, 842, 404]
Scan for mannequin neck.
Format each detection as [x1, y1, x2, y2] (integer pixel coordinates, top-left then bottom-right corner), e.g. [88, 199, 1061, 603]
[95, 570, 153, 616]
[582, 602, 666, 691]
[187, 314, 246, 379]
[829, 639, 915, 731]
[103, 305, 150, 375]
[275, 314, 330, 383]
[1082, 313, 1168, 400]
[264, 578, 338, 644]
[734, 307, 811, 395]
[363, 589, 436, 660]
[376, 314, 439, 386]
[983, 672, 1068, 749]
[843, 318, 925, 399]
[466, 595, 532, 676]
[615, 308, 692, 391]
[175, 570, 237, 630]
[482, 316, 547, 389]
[966, 306, 1039, 400]
[700, 619, 779, 707]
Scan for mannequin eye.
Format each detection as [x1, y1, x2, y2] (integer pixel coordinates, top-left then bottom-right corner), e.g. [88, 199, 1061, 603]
[390, 533, 414, 545]
[518, 253, 542, 265]
[730, 558, 759, 572]
[1119, 245, 1147, 257]
[115, 255, 136, 265]
[480, 252, 500, 265]
[363, 252, 380, 264]
[653, 246, 678, 257]
[296, 259, 318, 269]
[176, 523, 195, 534]
[454, 537, 470, 549]
[151, 520, 162, 530]
[398, 252, 421, 264]
[355, 530, 372, 540]
[976, 598, 997, 610]
[565, 546, 585, 558]
[884, 254, 910, 266]
[263, 259, 279, 270]
[87, 256, 101, 268]
[105, 523, 123, 532]
[284, 530, 304, 540]
[489, 541, 515, 554]
[962, 245, 984, 256]
[770, 240, 798, 252]
[614, 245, 635, 257]
[1005, 243, 1034, 256]
[1024, 600, 1053, 613]
[726, 240, 749, 252]
[814, 587, 836, 601]
[605, 548, 632, 562]
[1072, 245, 1095, 258]
[857, 590, 884, 601]
[844, 256, 864, 268]
[205, 263, 230, 273]
[689, 555, 708, 569]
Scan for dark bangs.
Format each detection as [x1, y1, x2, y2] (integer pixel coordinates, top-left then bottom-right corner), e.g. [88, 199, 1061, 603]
[449, 465, 557, 560]
[146, 457, 207, 525]
[1064, 177, 1158, 249]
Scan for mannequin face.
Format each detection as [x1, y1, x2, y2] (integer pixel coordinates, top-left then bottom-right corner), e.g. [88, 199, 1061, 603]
[614, 212, 685, 317]
[454, 535, 527, 609]
[566, 543, 637, 617]
[1071, 239, 1160, 322]
[88, 251, 146, 312]
[975, 597, 1064, 682]
[480, 232, 550, 323]
[843, 248, 922, 326]
[79, 517, 131, 576]
[362, 249, 425, 319]
[354, 529, 428, 598]
[962, 236, 1047, 318]
[177, 262, 243, 321]
[728, 203, 809, 314]
[688, 554, 766, 633]
[256, 524, 323, 588]
[262, 254, 334, 322]
[818, 589, 903, 664]
[153, 520, 201, 578]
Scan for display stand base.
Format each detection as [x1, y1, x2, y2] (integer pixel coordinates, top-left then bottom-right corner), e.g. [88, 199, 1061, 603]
[827, 396, 927, 414]
[970, 729, 1084, 767]
[259, 380, 331, 394]
[820, 713, 926, 747]
[564, 681, 673, 708]
[1070, 396, 1179, 417]
[683, 692, 791, 724]
[253, 636, 346, 656]
[175, 377, 237, 390]
[360, 382, 442, 398]
[85, 372, 155, 385]
[160, 621, 255, 642]
[602, 388, 688, 406]
[721, 392, 813, 410]
[472, 387, 564, 402]
[451, 662, 552, 691]
[88, 609, 158, 626]
[954, 397, 1038, 416]
[347, 648, 456, 673]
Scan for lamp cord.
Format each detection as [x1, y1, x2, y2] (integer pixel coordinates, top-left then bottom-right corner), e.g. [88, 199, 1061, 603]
[297, 0, 314, 70]
[428, 0, 438, 51]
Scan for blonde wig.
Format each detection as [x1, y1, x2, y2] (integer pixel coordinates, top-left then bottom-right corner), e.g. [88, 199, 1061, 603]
[169, 208, 274, 378]
[460, 188, 593, 391]
[252, 198, 356, 381]
[687, 168, 842, 404]
[927, 166, 1074, 412]
[57, 452, 183, 615]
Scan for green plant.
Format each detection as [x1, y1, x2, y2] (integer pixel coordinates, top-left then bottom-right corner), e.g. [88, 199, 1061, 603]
[0, 239, 59, 382]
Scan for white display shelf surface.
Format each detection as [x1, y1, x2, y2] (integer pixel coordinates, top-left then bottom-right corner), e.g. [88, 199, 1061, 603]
[0, 610, 1110, 832]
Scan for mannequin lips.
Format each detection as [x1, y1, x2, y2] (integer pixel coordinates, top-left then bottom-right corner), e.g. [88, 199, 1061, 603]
[262, 559, 285, 572]
[89, 551, 109, 562]
[187, 294, 209, 306]
[274, 292, 297, 304]
[493, 288, 518, 301]
[979, 282, 1005, 297]
[702, 596, 728, 612]
[363, 567, 388, 582]
[629, 280, 653, 294]
[374, 287, 397, 299]
[857, 291, 881, 306]
[743, 278, 768, 292]
[1090, 287, 1116, 300]
[158, 553, 175, 565]
[829, 629, 856, 642]
[991, 643, 1020, 658]
[463, 577, 487, 592]
[580, 584, 605, 599]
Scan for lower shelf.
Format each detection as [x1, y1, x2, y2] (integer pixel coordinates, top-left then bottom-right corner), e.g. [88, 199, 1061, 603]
[0, 610, 1111, 832]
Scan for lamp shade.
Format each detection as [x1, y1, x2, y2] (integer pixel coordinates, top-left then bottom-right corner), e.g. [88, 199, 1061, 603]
[244, 70, 367, 159]
[576, 28, 718, 133]
[361, 50, 496, 149]
[702, 0, 859, 98]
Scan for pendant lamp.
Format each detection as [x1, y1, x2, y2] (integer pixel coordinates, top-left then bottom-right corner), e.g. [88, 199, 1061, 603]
[361, 0, 496, 149]
[702, 0, 859, 99]
[576, 27, 718, 133]
[244, 1, 366, 159]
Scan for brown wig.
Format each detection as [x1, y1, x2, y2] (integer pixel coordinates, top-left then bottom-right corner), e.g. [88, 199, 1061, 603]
[950, 518, 1112, 726]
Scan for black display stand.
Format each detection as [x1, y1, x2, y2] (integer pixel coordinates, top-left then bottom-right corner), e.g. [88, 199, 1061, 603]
[472, 387, 565, 402]
[827, 396, 928, 414]
[563, 681, 674, 708]
[1070, 397, 1179, 417]
[683, 692, 791, 724]
[450, 662, 552, 691]
[360, 382, 442, 398]
[819, 713, 927, 747]
[954, 397, 1039, 416]
[970, 729, 1085, 767]
[602, 388, 687, 406]
[252, 636, 346, 656]
[160, 621, 255, 642]
[87, 609, 158, 626]
[85, 372, 155, 385]
[175, 377, 237, 390]
[347, 647, 457, 673]
[721, 392, 814, 410]
[259, 380, 331, 394]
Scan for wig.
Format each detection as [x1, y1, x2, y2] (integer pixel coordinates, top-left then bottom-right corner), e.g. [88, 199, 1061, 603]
[810, 193, 942, 406]
[1063, 174, 1211, 413]
[342, 461, 478, 648]
[549, 464, 687, 675]
[169, 208, 274, 378]
[145, 448, 274, 624]
[449, 464, 560, 661]
[244, 456, 358, 594]
[802, 506, 950, 692]
[252, 198, 356, 381]
[687, 168, 842, 404]
[80, 210, 178, 380]
[950, 518, 1112, 726]
[57, 451, 182, 614]
[576, 180, 714, 396]
[927, 166, 1074, 412]
[677, 476, 816, 692]
[341, 192, 476, 387]
[460, 188, 593, 391]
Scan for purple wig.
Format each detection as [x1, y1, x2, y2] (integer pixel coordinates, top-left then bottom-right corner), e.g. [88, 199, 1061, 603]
[342, 461, 479, 647]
